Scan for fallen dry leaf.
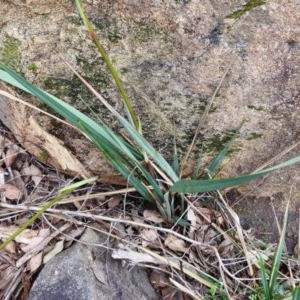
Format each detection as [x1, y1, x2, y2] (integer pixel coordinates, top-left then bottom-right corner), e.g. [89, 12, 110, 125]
[0, 226, 39, 246]
[165, 235, 187, 253]
[141, 229, 159, 248]
[38, 228, 51, 238]
[218, 237, 234, 257]
[130, 209, 144, 228]
[43, 240, 64, 264]
[0, 168, 5, 185]
[16, 223, 71, 268]
[21, 229, 50, 252]
[108, 196, 121, 209]
[28, 252, 43, 273]
[11, 169, 26, 192]
[150, 270, 169, 289]
[20, 161, 30, 183]
[4, 145, 19, 168]
[199, 207, 214, 224]
[0, 184, 22, 200]
[21, 237, 46, 253]
[0, 264, 19, 291]
[28, 164, 42, 186]
[143, 210, 164, 224]
[112, 249, 157, 264]
[187, 208, 197, 236]
[0, 84, 92, 178]
[189, 249, 202, 265]
[195, 225, 218, 245]
[4, 241, 16, 254]
[216, 212, 225, 227]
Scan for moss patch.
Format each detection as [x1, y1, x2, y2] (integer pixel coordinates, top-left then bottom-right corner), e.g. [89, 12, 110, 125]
[202, 130, 239, 154]
[27, 63, 38, 73]
[133, 21, 162, 43]
[92, 16, 122, 43]
[247, 104, 265, 111]
[227, 0, 266, 20]
[1, 34, 21, 71]
[247, 132, 263, 140]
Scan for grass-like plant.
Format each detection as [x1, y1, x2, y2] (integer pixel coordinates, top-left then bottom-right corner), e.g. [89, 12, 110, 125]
[0, 0, 299, 297]
[258, 202, 300, 300]
[1, 1, 300, 223]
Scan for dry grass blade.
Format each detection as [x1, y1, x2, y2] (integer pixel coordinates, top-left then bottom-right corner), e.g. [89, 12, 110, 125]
[216, 190, 254, 276]
[0, 89, 80, 133]
[253, 140, 300, 173]
[169, 278, 205, 300]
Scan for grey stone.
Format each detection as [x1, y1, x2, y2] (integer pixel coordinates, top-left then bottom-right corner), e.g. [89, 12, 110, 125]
[28, 228, 159, 300]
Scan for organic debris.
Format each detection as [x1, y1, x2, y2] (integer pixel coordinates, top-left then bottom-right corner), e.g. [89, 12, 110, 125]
[0, 126, 299, 299]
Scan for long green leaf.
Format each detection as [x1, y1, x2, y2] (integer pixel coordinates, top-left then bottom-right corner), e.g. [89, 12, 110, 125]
[258, 256, 271, 300]
[268, 201, 289, 296]
[292, 287, 300, 300]
[171, 155, 300, 193]
[0, 64, 173, 212]
[57, 59, 180, 183]
[78, 121, 165, 203]
[117, 115, 179, 182]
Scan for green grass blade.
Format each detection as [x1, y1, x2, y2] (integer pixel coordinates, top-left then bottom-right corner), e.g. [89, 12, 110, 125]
[172, 123, 179, 176]
[258, 256, 271, 300]
[207, 120, 244, 178]
[292, 287, 300, 300]
[268, 201, 290, 296]
[89, 132, 155, 203]
[74, 0, 138, 130]
[0, 177, 96, 251]
[117, 117, 179, 182]
[78, 121, 165, 202]
[171, 155, 300, 193]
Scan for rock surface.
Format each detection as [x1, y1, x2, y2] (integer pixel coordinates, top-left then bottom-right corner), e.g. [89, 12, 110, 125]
[28, 228, 159, 300]
[0, 1, 300, 248]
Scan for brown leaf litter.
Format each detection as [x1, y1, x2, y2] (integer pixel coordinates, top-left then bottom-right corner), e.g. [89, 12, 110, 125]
[0, 129, 77, 299]
[0, 126, 299, 299]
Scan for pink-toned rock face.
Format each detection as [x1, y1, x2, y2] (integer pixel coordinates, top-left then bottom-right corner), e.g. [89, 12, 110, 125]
[0, 1, 299, 247]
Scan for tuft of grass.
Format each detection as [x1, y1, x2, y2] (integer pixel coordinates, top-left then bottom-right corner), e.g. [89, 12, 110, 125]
[257, 200, 300, 300]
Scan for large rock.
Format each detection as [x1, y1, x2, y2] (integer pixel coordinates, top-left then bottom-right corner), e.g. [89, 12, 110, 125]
[28, 228, 159, 300]
[0, 1, 300, 247]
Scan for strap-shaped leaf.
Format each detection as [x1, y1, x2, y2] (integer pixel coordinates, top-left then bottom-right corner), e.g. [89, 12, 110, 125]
[171, 155, 300, 193]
